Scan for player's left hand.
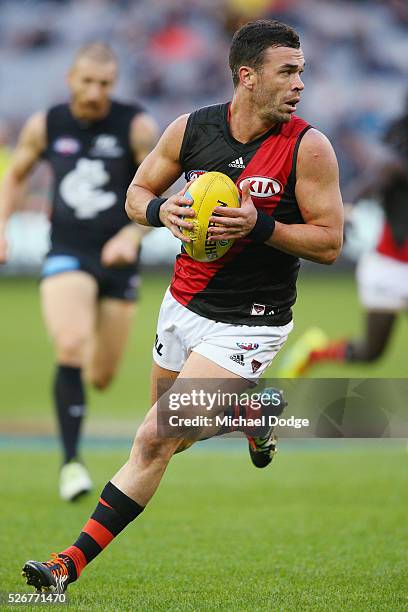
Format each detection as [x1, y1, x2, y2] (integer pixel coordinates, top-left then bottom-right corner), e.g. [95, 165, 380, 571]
[101, 227, 142, 267]
[207, 180, 258, 240]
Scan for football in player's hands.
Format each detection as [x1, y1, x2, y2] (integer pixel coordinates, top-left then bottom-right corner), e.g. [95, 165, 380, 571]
[181, 171, 240, 262]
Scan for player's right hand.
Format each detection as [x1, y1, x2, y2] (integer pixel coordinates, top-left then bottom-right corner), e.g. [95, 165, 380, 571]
[0, 231, 8, 264]
[158, 182, 196, 242]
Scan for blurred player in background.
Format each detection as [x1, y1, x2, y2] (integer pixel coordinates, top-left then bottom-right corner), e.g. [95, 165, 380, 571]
[21, 20, 343, 593]
[0, 42, 158, 501]
[0, 121, 13, 182]
[278, 104, 408, 376]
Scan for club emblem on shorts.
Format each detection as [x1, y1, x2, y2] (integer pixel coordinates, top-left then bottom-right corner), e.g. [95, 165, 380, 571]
[236, 342, 259, 351]
[251, 303, 266, 316]
[251, 359, 262, 373]
[230, 353, 245, 366]
[128, 275, 140, 289]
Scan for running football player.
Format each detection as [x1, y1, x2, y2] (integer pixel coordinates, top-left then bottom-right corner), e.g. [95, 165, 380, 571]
[0, 42, 158, 500]
[21, 20, 343, 593]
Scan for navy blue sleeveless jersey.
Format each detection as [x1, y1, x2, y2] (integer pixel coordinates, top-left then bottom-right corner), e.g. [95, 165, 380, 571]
[43, 101, 143, 253]
[170, 102, 312, 326]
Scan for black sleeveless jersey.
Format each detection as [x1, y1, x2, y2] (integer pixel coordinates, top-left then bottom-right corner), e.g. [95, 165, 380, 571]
[170, 102, 312, 326]
[43, 101, 143, 253]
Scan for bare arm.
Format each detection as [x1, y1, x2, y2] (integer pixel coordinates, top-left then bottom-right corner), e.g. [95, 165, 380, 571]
[125, 114, 195, 241]
[267, 129, 344, 264]
[207, 129, 343, 265]
[129, 112, 160, 166]
[101, 112, 161, 266]
[0, 112, 46, 224]
[0, 112, 46, 262]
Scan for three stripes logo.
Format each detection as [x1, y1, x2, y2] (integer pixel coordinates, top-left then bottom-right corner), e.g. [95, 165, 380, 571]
[230, 353, 245, 366]
[228, 156, 245, 169]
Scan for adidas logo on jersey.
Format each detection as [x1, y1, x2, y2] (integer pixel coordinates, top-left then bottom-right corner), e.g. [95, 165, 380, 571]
[230, 353, 245, 366]
[228, 157, 245, 169]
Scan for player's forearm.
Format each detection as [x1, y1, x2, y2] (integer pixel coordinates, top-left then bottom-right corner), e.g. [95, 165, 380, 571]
[115, 222, 150, 243]
[266, 221, 342, 265]
[125, 184, 157, 226]
[0, 171, 25, 229]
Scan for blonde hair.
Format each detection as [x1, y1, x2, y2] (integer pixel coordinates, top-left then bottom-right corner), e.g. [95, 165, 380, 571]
[73, 42, 118, 66]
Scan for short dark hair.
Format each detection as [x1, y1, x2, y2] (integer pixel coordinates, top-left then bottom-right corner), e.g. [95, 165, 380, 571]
[229, 19, 300, 87]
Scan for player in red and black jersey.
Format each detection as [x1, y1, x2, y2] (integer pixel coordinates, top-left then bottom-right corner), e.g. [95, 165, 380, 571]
[21, 21, 343, 594]
[279, 107, 408, 376]
[0, 43, 158, 501]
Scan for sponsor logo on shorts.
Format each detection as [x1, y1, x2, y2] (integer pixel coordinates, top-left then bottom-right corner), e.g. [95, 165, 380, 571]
[236, 342, 259, 351]
[251, 359, 262, 373]
[53, 137, 81, 155]
[230, 353, 245, 366]
[154, 334, 163, 357]
[128, 274, 140, 288]
[186, 169, 207, 181]
[251, 303, 266, 316]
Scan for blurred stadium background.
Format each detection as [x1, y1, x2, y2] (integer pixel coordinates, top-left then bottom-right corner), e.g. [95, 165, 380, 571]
[0, 1, 407, 608]
[1, 0, 407, 419]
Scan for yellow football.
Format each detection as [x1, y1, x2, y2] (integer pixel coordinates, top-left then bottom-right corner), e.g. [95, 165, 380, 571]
[182, 171, 240, 262]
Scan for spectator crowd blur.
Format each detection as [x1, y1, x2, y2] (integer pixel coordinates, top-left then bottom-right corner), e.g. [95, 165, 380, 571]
[0, 0, 407, 262]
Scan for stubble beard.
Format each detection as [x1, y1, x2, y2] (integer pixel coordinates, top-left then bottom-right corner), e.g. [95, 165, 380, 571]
[256, 90, 291, 125]
[260, 106, 291, 125]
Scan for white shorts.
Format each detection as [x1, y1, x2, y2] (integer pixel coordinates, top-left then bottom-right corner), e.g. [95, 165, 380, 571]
[153, 288, 293, 381]
[357, 251, 408, 311]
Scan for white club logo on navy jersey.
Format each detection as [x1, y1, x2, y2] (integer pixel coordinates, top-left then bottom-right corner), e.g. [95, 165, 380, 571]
[89, 134, 124, 158]
[238, 176, 282, 198]
[59, 158, 117, 219]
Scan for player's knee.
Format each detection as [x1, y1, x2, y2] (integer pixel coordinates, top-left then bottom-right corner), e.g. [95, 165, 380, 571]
[133, 420, 177, 464]
[56, 331, 90, 365]
[174, 439, 194, 454]
[86, 370, 114, 391]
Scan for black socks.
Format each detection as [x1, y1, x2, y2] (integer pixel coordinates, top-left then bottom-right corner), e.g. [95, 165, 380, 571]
[54, 365, 86, 464]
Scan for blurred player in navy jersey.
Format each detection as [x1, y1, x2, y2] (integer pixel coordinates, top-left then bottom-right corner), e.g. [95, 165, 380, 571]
[0, 43, 158, 500]
[279, 105, 408, 377]
[21, 20, 343, 593]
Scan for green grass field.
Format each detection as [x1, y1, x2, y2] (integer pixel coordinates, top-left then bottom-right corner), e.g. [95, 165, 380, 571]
[1, 443, 407, 610]
[1, 271, 407, 426]
[0, 271, 407, 610]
